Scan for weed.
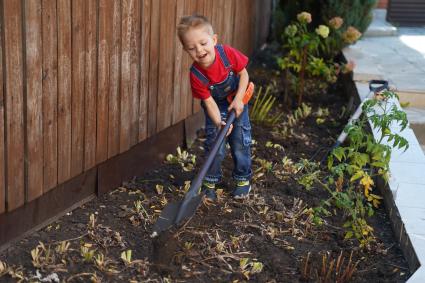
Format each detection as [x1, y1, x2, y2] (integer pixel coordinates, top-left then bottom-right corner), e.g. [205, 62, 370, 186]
[250, 85, 284, 125]
[239, 258, 264, 280]
[0, 260, 8, 277]
[302, 251, 359, 282]
[55, 241, 70, 255]
[121, 250, 132, 266]
[31, 242, 55, 269]
[80, 243, 95, 263]
[165, 146, 196, 171]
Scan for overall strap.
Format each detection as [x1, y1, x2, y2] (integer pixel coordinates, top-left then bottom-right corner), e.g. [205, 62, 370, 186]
[216, 44, 231, 68]
[190, 65, 209, 86]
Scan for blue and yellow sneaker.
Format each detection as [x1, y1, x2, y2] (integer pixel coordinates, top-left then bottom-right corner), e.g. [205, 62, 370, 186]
[232, 180, 251, 199]
[201, 182, 217, 201]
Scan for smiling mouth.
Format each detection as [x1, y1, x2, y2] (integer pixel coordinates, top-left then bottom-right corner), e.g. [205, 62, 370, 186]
[198, 54, 207, 60]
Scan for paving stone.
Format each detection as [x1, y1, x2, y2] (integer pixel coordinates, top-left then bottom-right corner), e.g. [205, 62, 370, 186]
[398, 206, 425, 236]
[394, 183, 425, 208]
[408, 266, 425, 283]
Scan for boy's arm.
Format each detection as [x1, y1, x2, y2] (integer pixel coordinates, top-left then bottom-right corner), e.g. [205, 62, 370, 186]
[203, 96, 222, 127]
[228, 68, 249, 117]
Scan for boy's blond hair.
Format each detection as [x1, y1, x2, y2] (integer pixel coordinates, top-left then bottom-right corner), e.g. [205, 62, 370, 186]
[177, 14, 214, 44]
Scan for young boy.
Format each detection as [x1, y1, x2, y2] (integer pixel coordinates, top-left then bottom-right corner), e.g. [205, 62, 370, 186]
[177, 14, 252, 200]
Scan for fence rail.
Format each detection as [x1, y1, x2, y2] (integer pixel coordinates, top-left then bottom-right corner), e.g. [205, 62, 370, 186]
[0, 0, 270, 215]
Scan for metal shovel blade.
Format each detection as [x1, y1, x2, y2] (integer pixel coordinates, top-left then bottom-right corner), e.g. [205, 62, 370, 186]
[152, 194, 203, 235]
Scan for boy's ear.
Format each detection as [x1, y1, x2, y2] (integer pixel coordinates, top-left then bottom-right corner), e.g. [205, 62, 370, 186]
[213, 34, 218, 45]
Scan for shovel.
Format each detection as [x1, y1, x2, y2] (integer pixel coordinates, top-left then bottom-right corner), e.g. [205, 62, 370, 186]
[152, 82, 255, 236]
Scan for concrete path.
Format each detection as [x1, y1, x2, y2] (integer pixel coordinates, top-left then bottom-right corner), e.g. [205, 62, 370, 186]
[343, 9, 425, 283]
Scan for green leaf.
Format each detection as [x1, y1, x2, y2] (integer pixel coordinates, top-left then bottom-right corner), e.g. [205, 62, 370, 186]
[350, 170, 364, 182]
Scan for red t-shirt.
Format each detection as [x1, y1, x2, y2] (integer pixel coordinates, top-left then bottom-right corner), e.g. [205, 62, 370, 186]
[190, 45, 248, 100]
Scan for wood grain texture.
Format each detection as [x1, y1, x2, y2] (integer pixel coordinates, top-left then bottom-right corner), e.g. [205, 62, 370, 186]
[138, 0, 150, 141]
[3, 0, 25, 210]
[129, 0, 140, 146]
[0, 2, 5, 213]
[42, 0, 58, 192]
[157, 0, 176, 132]
[147, 0, 159, 137]
[119, 0, 132, 152]
[222, 0, 234, 45]
[97, 0, 112, 163]
[57, 0, 72, 183]
[71, 0, 85, 177]
[25, 0, 44, 201]
[172, 0, 184, 124]
[107, 0, 121, 158]
[84, 0, 97, 170]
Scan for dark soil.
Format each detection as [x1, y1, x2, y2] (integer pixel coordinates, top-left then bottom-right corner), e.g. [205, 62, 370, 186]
[0, 46, 410, 282]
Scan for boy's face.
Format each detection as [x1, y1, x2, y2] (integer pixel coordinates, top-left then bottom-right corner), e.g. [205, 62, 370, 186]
[181, 27, 217, 69]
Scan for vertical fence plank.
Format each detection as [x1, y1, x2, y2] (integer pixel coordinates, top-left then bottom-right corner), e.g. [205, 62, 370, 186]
[232, 0, 253, 55]
[172, 0, 184, 124]
[71, 0, 86, 176]
[191, 0, 208, 114]
[25, 0, 43, 201]
[3, 0, 25, 210]
[107, 0, 121, 158]
[119, 0, 131, 152]
[0, 4, 5, 213]
[147, 0, 159, 137]
[129, 0, 140, 146]
[157, 0, 175, 132]
[139, 0, 150, 141]
[181, 0, 197, 119]
[84, 0, 97, 170]
[222, 0, 234, 45]
[42, 0, 58, 192]
[97, 0, 112, 163]
[57, 0, 72, 183]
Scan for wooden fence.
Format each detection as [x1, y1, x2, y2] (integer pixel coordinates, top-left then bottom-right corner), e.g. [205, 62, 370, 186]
[0, 0, 270, 217]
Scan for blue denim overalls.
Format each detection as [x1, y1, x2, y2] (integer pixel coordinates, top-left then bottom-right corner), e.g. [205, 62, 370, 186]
[190, 44, 252, 184]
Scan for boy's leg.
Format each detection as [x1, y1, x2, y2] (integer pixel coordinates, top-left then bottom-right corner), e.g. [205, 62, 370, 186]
[228, 105, 252, 198]
[202, 107, 228, 199]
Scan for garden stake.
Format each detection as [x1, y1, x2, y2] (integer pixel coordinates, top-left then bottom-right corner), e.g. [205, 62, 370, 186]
[152, 83, 255, 237]
[311, 79, 389, 163]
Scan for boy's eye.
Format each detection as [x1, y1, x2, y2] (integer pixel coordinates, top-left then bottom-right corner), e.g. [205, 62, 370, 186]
[201, 42, 207, 46]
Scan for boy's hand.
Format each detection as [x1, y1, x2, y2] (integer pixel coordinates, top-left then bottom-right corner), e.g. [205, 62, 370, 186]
[218, 120, 233, 136]
[228, 98, 244, 118]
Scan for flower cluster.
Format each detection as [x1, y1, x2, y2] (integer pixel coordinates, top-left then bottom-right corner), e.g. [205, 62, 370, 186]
[285, 24, 298, 37]
[297, 12, 312, 24]
[315, 25, 330, 38]
[342, 26, 362, 44]
[328, 17, 343, 30]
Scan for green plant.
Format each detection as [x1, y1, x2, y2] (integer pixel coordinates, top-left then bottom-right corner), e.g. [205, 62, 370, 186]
[121, 250, 133, 266]
[277, 12, 339, 105]
[239, 258, 264, 280]
[313, 90, 409, 247]
[80, 243, 96, 263]
[165, 146, 196, 172]
[273, 0, 375, 48]
[250, 85, 283, 125]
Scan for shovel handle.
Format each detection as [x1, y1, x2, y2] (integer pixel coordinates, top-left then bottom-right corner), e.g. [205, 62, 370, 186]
[175, 83, 255, 224]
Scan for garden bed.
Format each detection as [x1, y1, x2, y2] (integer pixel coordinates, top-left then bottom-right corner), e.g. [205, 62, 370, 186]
[0, 48, 410, 283]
